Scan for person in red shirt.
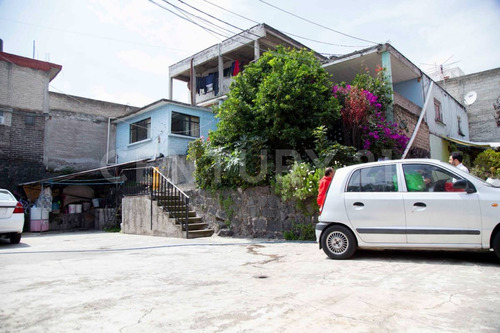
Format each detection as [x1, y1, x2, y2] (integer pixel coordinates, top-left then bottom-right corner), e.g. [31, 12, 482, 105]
[317, 167, 334, 211]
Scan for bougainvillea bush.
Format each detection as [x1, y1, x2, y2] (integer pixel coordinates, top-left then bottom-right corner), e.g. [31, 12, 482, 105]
[333, 69, 409, 160]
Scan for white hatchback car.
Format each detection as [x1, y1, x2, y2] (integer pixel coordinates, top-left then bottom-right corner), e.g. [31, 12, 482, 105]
[0, 189, 24, 244]
[316, 159, 500, 259]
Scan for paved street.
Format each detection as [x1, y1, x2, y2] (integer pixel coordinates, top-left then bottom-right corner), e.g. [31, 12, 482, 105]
[0, 231, 499, 332]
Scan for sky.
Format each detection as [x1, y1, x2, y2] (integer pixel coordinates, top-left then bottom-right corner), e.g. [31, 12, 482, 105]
[1, 0, 499, 107]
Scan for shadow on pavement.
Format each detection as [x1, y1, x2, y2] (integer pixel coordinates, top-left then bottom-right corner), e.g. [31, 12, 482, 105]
[353, 249, 499, 266]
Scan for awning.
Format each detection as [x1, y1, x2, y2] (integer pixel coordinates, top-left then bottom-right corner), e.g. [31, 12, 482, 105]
[19, 159, 148, 186]
[444, 136, 500, 149]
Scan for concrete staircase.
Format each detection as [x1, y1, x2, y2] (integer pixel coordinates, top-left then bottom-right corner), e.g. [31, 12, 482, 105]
[154, 195, 214, 238]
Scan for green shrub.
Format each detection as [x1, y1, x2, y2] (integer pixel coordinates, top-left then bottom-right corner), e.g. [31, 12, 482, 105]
[471, 149, 500, 179]
[283, 222, 316, 241]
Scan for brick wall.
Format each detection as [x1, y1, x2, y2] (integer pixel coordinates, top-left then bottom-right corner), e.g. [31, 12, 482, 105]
[0, 61, 48, 112]
[45, 93, 138, 171]
[49, 92, 138, 118]
[393, 94, 431, 156]
[0, 110, 47, 191]
[440, 68, 500, 142]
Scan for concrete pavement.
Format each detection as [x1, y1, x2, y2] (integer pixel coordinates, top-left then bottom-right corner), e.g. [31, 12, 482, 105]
[0, 231, 499, 332]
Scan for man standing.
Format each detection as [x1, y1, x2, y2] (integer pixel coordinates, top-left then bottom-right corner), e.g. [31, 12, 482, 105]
[449, 152, 469, 173]
[317, 167, 334, 211]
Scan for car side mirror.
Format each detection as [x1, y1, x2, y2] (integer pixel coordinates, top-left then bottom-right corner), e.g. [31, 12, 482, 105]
[453, 179, 476, 193]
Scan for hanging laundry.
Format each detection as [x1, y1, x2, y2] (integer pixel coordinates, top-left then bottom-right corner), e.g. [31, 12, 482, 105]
[223, 62, 234, 77]
[233, 60, 240, 76]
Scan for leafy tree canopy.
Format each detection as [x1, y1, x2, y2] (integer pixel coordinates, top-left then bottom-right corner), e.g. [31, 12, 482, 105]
[210, 46, 340, 153]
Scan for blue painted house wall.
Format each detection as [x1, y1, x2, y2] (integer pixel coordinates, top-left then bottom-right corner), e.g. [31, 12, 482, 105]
[115, 100, 217, 164]
[394, 79, 424, 107]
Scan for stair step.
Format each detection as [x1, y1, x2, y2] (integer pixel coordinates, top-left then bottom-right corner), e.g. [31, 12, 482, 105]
[172, 215, 202, 223]
[167, 210, 197, 217]
[154, 195, 179, 200]
[177, 222, 210, 231]
[187, 229, 214, 238]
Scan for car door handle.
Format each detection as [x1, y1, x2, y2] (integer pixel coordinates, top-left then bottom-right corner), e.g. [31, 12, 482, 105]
[413, 202, 426, 207]
[353, 202, 364, 207]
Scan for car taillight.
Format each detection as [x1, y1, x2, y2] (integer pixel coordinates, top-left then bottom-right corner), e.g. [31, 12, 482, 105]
[13, 202, 24, 214]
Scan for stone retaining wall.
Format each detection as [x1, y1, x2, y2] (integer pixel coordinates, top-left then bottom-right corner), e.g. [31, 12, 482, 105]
[186, 186, 317, 239]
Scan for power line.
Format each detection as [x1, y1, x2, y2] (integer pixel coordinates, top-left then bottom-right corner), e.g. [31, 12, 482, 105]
[199, 0, 367, 48]
[176, 0, 259, 38]
[0, 17, 187, 52]
[256, 0, 379, 45]
[164, 0, 239, 39]
[147, 0, 231, 40]
[148, 0, 282, 59]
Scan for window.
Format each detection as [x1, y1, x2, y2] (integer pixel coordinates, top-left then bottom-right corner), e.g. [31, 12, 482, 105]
[402, 164, 467, 192]
[434, 99, 443, 123]
[0, 111, 4, 125]
[25, 115, 35, 125]
[171, 112, 200, 137]
[129, 117, 151, 143]
[457, 116, 464, 136]
[346, 165, 397, 192]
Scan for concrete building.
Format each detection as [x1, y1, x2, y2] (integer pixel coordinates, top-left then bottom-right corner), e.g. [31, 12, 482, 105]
[322, 43, 468, 161]
[438, 67, 500, 144]
[168, 23, 326, 107]
[0, 49, 136, 191]
[114, 99, 217, 184]
[168, 23, 468, 161]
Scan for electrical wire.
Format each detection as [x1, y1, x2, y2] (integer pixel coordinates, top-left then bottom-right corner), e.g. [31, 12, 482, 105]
[256, 0, 379, 45]
[0, 17, 187, 51]
[176, 0, 261, 39]
[148, 0, 235, 41]
[165, 0, 237, 39]
[199, 0, 368, 48]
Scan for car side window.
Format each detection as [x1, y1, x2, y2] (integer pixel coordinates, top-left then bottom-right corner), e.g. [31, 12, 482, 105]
[346, 165, 397, 192]
[402, 164, 464, 192]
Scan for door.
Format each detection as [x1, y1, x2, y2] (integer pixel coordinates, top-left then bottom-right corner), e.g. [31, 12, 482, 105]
[401, 163, 482, 245]
[344, 164, 406, 243]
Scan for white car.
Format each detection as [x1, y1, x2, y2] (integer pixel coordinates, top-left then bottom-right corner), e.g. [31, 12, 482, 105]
[316, 159, 500, 259]
[0, 189, 24, 244]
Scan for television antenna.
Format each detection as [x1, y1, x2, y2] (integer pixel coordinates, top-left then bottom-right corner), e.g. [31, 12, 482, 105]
[463, 91, 477, 107]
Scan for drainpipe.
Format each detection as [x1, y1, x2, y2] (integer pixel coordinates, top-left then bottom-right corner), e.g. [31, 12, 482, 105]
[402, 81, 434, 159]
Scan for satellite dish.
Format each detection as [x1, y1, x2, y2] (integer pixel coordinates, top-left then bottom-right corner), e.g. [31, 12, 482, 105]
[464, 91, 477, 106]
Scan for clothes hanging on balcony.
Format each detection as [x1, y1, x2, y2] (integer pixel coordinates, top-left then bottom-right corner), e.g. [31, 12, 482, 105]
[223, 61, 241, 77]
[233, 60, 240, 76]
[196, 72, 219, 95]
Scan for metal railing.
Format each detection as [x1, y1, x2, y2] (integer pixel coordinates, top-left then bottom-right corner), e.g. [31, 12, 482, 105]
[120, 167, 190, 238]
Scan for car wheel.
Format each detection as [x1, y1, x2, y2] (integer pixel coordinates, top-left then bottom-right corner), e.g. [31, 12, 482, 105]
[321, 225, 357, 259]
[9, 233, 21, 244]
[493, 232, 500, 259]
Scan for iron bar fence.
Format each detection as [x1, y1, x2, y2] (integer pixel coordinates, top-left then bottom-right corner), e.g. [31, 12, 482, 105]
[120, 167, 190, 238]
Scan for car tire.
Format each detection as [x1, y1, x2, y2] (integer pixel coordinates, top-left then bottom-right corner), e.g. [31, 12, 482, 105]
[493, 232, 500, 259]
[9, 233, 21, 244]
[321, 225, 357, 259]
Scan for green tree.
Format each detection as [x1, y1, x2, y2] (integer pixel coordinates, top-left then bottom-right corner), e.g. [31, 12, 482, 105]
[190, 47, 342, 189]
[211, 46, 340, 154]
